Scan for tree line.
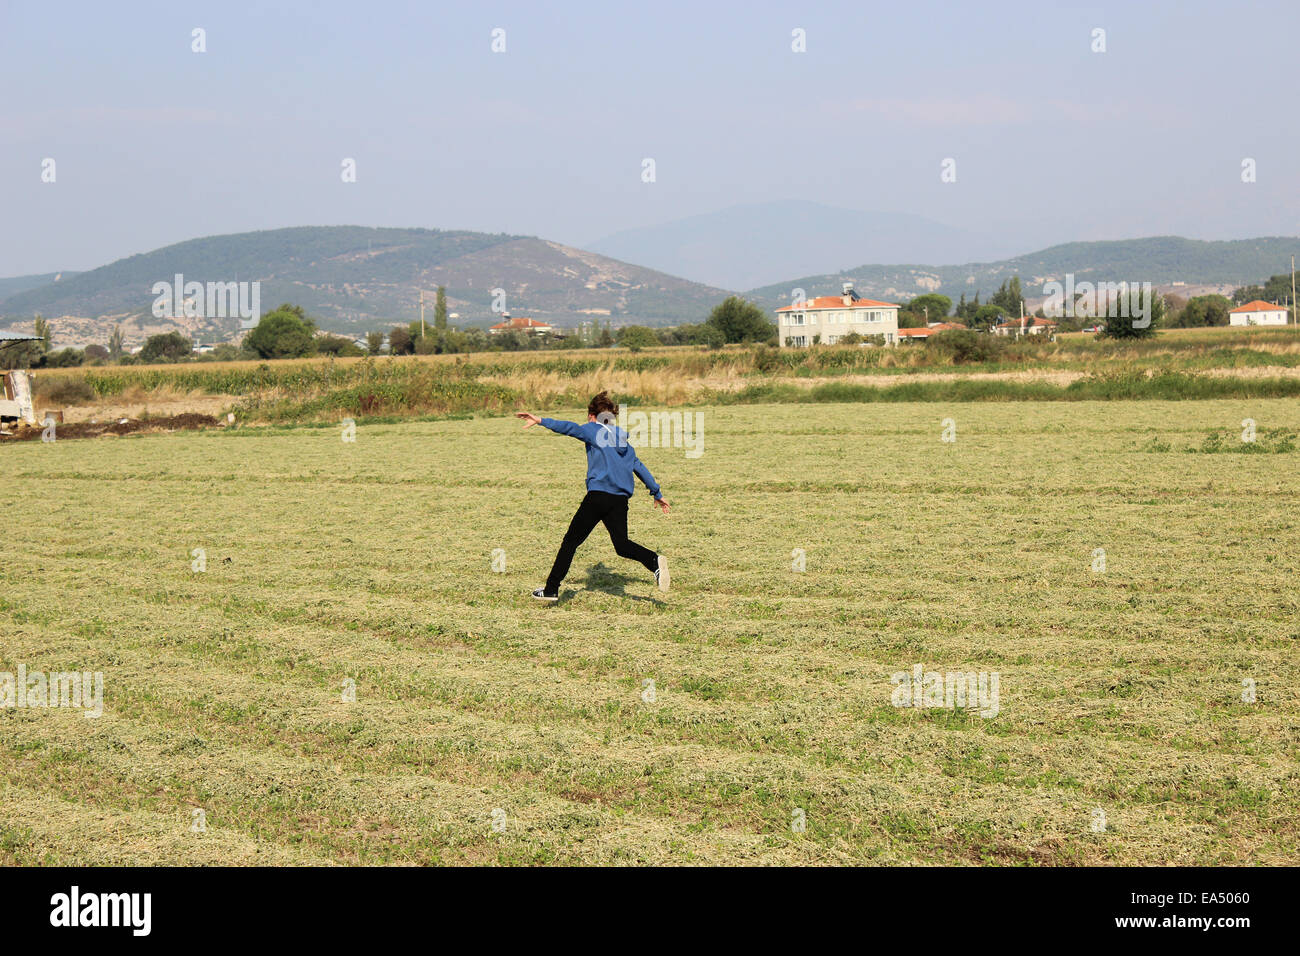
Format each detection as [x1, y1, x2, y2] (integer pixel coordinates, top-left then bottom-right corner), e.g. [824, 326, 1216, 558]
[1, 295, 777, 369]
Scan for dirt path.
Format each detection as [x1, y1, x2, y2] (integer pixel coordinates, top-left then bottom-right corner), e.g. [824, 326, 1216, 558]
[0, 413, 221, 442]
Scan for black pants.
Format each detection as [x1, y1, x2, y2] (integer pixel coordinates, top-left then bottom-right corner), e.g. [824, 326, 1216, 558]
[546, 491, 657, 593]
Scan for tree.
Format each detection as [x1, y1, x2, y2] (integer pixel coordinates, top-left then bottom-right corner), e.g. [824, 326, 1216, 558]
[245, 306, 317, 359]
[34, 315, 51, 350]
[616, 325, 659, 352]
[139, 331, 194, 363]
[42, 348, 86, 368]
[200, 343, 244, 362]
[696, 324, 725, 349]
[316, 334, 364, 357]
[598, 322, 614, 348]
[706, 296, 774, 344]
[108, 325, 125, 359]
[971, 304, 1004, 331]
[434, 286, 448, 331]
[365, 331, 386, 355]
[906, 294, 953, 323]
[388, 326, 413, 355]
[957, 292, 981, 322]
[84, 344, 110, 362]
[1233, 274, 1295, 308]
[0, 340, 44, 370]
[1232, 284, 1265, 305]
[1098, 287, 1161, 339]
[926, 329, 1008, 364]
[1168, 294, 1229, 329]
[990, 278, 1025, 320]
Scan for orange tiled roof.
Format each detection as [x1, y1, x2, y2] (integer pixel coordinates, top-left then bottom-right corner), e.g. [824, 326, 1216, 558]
[776, 295, 899, 312]
[1229, 300, 1283, 313]
[489, 316, 552, 330]
[995, 316, 1057, 328]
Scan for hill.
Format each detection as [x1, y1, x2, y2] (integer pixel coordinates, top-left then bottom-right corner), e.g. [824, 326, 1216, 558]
[587, 200, 997, 290]
[745, 236, 1300, 310]
[0, 271, 80, 299]
[0, 226, 730, 344]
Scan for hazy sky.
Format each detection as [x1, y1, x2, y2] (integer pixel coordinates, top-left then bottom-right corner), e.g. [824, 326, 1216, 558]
[2, 0, 1297, 276]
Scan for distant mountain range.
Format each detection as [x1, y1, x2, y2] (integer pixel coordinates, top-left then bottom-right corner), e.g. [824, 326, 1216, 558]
[587, 200, 1003, 290]
[2, 228, 1296, 349]
[745, 236, 1300, 312]
[0, 226, 729, 342]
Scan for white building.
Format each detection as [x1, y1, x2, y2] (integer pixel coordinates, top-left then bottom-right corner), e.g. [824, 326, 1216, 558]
[992, 315, 1058, 337]
[775, 283, 899, 347]
[1228, 300, 1288, 326]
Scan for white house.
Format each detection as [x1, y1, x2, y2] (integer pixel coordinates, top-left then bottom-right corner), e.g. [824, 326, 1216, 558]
[1229, 300, 1288, 326]
[992, 315, 1057, 337]
[775, 283, 899, 347]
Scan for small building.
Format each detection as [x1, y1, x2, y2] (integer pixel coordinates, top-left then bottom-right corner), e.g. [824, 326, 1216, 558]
[992, 316, 1057, 337]
[897, 321, 968, 342]
[1229, 300, 1288, 326]
[775, 283, 900, 347]
[489, 314, 555, 336]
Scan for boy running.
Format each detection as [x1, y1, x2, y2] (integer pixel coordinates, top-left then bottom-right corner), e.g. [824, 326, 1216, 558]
[516, 391, 669, 601]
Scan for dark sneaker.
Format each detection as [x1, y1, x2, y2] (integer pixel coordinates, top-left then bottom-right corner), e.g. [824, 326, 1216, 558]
[532, 588, 558, 602]
[655, 555, 669, 593]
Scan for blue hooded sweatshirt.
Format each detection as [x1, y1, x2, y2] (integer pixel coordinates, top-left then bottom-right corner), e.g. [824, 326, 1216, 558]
[540, 418, 662, 499]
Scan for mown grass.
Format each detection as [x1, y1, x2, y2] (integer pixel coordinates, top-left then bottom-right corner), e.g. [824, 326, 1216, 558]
[1, 400, 1297, 865]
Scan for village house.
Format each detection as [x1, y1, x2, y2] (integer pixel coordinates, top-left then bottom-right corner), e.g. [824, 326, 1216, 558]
[897, 321, 968, 342]
[488, 314, 556, 336]
[775, 283, 900, 347]
[992, 315, 1057, 337]
[1228, 300, 1288, 326]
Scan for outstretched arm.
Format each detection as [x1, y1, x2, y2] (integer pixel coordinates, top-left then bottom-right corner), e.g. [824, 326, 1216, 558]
[634, 458, 670, 513]
[516, 413, 587, 440]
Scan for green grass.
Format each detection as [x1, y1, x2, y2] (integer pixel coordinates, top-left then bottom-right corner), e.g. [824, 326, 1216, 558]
[1, 400, 1297, 865]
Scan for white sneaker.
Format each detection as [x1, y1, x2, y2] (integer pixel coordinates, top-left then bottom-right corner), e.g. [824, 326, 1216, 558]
[655, 555, 669, 593]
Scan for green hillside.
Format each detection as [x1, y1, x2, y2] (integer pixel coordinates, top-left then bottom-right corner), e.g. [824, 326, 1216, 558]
[0, 226, 729, 332]
[746, 236, 1300, 309]
[0, 271, 81, 299]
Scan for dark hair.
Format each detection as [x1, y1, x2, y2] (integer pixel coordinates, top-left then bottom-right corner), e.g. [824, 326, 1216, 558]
[588, 391, 616, 420]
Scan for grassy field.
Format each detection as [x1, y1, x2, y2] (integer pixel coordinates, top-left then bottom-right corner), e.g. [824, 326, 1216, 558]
[1, 399, 1297, 865]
